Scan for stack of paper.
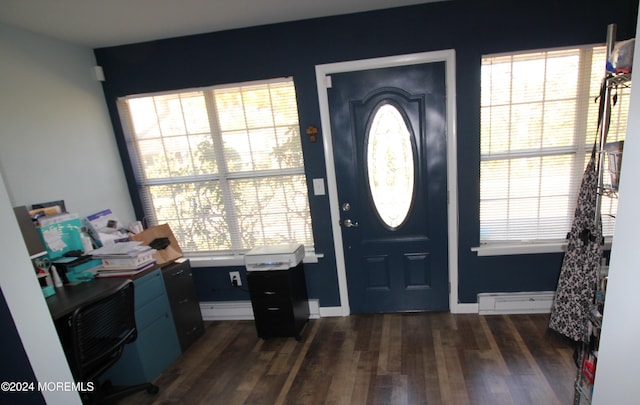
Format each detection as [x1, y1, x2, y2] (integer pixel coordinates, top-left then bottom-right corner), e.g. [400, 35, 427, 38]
[91, 241, 157, 277]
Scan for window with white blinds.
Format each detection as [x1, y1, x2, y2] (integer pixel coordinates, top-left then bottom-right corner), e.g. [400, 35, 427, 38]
[118, 78, 315, 255]
[480, 46, 629, 244]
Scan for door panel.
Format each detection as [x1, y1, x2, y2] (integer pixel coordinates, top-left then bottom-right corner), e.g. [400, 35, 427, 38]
[328, 62, 449, 313]
[404, 253, 431, 288]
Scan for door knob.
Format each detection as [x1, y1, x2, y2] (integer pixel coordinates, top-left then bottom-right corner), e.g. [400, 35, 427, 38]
[342, 219, 359, 228]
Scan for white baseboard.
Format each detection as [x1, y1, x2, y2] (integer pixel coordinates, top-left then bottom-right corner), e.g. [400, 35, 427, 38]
[199, 301, 253, 321]
[318, 306, 344, 317]
[200, 299, 321, 321]
[451, 303, 479, 314]
[200, 295, 553, 319]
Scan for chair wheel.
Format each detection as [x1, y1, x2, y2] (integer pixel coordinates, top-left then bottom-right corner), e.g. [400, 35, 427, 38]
[147, 384, 159, 395]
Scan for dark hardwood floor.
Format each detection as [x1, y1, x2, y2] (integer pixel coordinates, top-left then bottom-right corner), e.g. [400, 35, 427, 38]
[117, 313, 577, 405]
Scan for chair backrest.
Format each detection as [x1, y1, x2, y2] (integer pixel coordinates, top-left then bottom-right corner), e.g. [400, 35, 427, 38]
[70, 280, 137, 382]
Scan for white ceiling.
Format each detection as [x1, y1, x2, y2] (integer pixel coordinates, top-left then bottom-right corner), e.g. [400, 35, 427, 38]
[0, 0, 444, 48]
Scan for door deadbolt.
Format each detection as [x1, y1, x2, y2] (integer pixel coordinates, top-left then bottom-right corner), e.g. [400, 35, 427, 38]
[342, 202, 351, 211]
[342, 219, 359, 228]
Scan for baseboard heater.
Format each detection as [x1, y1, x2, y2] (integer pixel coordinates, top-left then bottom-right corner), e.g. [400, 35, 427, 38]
[477, 291, 555, 315]
[199, 299, 320, 321]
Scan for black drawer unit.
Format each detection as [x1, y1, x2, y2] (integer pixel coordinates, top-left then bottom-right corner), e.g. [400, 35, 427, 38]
[161, 259, 205, 352]
[247, 262, 309, 340]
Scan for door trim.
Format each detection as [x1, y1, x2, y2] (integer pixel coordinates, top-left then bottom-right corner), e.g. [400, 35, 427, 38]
[315, 50, 465, 315]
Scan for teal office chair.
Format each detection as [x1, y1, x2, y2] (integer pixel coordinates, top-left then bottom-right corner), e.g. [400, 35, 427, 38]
[68, 280, 158, 403]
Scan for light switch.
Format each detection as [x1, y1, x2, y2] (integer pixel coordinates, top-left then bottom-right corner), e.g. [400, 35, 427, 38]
[313, 178, 326, 196]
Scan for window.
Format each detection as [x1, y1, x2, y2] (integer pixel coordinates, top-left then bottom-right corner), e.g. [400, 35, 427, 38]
[118, 78, 315, 256]
[366, 103, 415, 229]
[480, 46, 630, 248]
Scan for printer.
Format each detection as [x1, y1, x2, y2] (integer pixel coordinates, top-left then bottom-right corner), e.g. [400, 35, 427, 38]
[244, 243, 305, 271]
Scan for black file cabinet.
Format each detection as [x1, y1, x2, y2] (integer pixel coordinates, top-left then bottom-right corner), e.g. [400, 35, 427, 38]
[161, 259, 205, 352]
[247, 262, 309, 340]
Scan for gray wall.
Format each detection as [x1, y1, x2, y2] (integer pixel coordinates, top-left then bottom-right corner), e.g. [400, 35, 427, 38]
[0, 22, 133, 404]
[0, 23, 135, 224]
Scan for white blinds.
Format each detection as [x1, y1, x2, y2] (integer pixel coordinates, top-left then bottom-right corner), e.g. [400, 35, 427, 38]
[480, 46, 629, 242]
[119, 78, 315, 254]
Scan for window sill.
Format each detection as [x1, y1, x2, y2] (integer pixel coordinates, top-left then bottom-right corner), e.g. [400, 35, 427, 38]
[472, 238, 612, 257]
[187, 252, 324, 268]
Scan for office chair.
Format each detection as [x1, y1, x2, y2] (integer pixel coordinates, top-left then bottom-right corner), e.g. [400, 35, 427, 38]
[69, 280, 159, 404]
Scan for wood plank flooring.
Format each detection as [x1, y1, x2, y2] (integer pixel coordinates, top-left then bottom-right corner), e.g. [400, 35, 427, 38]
[117, 313, 577, 405]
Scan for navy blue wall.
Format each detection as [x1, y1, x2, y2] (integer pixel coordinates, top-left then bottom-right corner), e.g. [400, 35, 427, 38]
[94, 0, 638, 306]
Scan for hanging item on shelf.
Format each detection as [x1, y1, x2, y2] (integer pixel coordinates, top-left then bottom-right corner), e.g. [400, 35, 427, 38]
[604, 140, 624, 191]
[549, 147, 603, 342]
[606, 38, 634, 74]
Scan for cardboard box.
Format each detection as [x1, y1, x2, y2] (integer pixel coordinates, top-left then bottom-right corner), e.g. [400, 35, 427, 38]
[129, 224, 183, 266]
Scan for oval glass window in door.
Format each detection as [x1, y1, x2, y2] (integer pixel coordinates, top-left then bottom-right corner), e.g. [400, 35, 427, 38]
[366, 103, 415, 229]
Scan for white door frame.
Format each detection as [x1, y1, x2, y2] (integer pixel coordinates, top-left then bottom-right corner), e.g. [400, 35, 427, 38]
[315, 50, 470, 315]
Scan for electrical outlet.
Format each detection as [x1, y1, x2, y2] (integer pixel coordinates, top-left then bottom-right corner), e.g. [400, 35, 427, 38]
[229, 271, 241, 287]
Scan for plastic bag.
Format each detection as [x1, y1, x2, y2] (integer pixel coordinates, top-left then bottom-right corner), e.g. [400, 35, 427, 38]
[607, 38, 634, 73]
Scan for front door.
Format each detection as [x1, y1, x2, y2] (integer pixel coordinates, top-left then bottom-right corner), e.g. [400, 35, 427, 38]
[326, 61, 449, 313]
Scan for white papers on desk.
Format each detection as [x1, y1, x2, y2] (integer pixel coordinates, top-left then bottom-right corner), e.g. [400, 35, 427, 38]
[96, 261, 156, 277]
[90, 241, 150, 257]
[92, 241, 156, 273]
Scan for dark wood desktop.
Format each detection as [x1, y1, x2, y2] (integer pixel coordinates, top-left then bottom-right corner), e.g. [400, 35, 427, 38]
[46, 277, 129, 320]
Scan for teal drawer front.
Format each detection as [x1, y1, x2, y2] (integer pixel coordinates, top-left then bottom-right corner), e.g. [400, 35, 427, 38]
[135, 317, 182, 381]
[135, 293, 171, 332]
[101, 267, 181, 385]
[134, 269, 165, 308]
[102, 313, 180, 385]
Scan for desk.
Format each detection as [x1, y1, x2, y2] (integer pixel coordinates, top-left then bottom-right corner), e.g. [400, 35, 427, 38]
[47, 267, 181, 385]
[46, 266, 160, 319]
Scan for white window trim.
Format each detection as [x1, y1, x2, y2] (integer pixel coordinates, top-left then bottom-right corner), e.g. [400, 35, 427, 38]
[471, 237, 612, 256]
[187, 251, 324, 267]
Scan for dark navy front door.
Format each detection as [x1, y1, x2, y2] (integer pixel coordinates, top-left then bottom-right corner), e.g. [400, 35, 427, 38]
[327, 62, 449, 313]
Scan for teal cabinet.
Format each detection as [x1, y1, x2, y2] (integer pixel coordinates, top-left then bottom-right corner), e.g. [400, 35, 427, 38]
[102, 268, 181, 385]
